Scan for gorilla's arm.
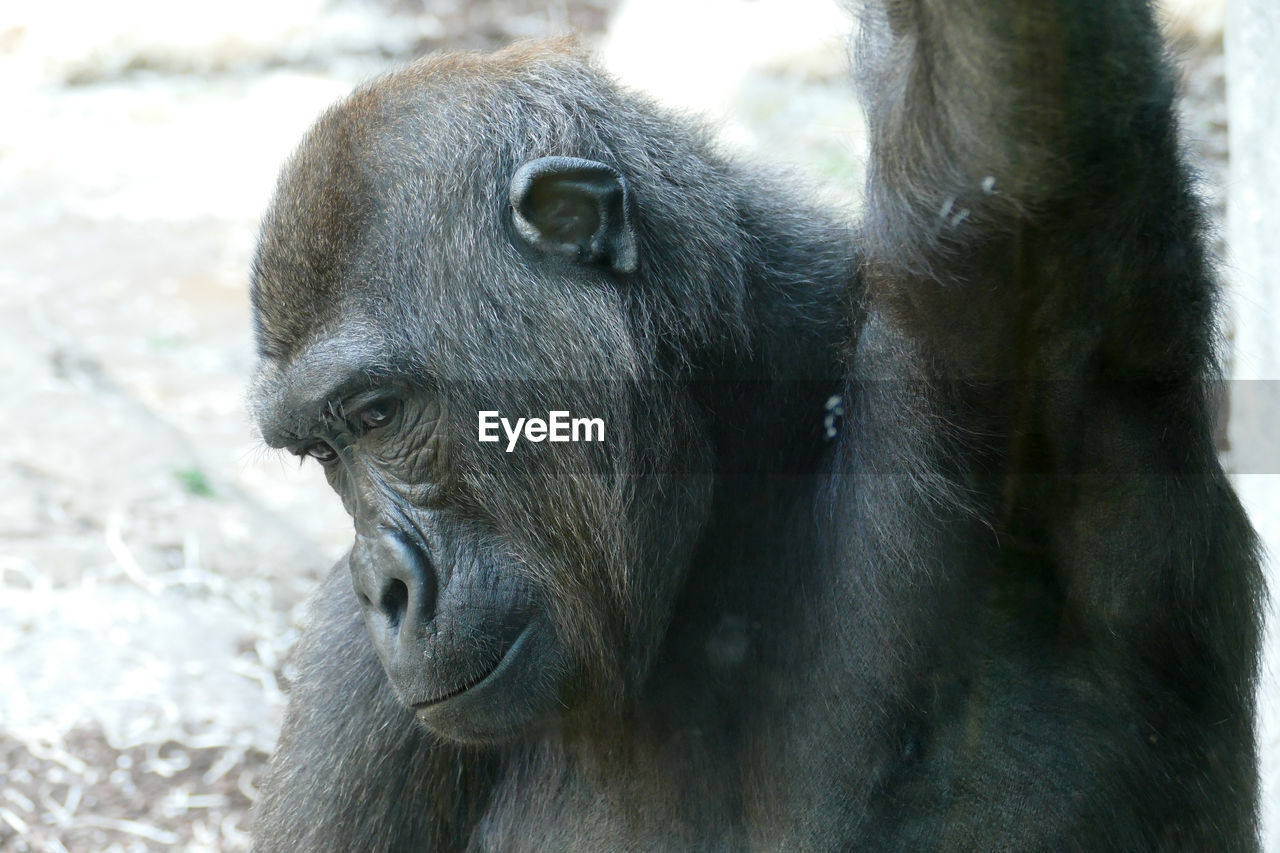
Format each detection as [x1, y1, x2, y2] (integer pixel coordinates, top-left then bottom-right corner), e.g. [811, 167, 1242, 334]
[851, 0, 1261, 845]
[856, 0, 1206, 373]
[252, 561, 497, 852]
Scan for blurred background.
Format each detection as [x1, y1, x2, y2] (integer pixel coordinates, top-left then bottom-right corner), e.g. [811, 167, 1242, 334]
[0, 0, 1274, 849]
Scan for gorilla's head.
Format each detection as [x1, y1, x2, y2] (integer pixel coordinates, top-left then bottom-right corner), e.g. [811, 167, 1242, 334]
[250, 44, 765, 743]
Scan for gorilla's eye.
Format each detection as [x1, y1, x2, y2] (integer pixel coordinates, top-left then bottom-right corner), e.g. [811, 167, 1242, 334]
[304, 442, 338, 464]
[358, 399, 400, 431]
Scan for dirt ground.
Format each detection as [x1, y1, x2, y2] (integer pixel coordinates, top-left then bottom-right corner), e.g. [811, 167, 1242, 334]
[0, 2, 1248, 850]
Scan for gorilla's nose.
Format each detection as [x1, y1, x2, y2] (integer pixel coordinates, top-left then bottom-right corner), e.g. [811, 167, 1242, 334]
[351, 528, 438, 657]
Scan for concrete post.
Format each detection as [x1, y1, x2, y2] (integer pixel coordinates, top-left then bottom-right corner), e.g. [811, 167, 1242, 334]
[1226, 0, 1280, 846]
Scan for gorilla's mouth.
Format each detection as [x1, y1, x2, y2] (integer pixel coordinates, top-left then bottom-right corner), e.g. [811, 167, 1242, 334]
[412, 622, 536, 710]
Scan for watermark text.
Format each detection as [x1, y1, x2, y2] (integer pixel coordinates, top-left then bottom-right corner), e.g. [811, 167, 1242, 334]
[478, 410, 605, 452]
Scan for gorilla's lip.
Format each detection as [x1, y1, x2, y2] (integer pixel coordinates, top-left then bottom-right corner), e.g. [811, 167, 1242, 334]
[412, 621, 535, 710]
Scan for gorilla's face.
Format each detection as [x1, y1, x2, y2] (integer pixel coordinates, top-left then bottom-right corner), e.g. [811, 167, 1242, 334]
[251, 132, 715, 742]
[253, 359, 565, 742]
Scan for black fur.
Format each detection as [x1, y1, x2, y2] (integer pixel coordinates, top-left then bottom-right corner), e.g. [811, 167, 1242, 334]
[249, 1, 1261, 848]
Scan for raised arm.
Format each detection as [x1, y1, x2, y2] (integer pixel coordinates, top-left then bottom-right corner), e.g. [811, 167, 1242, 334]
[855, 0, 1210, 384]
[844, 1, 1262, 847]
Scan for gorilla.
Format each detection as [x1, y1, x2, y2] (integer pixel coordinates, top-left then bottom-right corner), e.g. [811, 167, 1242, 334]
[248, 1, 1262, 850]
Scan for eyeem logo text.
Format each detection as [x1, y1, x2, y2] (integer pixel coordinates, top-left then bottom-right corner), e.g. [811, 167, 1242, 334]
[478, 411, 605, 452]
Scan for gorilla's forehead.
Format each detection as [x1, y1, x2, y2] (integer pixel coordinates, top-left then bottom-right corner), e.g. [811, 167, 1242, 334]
[250, 62, 520, 362]
[250, 42, 696, 400]
[250, 104, 384, 362]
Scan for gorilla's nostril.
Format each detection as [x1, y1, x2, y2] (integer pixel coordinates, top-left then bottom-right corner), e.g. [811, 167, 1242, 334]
[353, 529, 437, 633]
[382, 578, 410, 631]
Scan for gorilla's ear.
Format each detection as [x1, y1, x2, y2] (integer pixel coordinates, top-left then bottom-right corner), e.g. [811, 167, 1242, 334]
[510, 157, 638, 274]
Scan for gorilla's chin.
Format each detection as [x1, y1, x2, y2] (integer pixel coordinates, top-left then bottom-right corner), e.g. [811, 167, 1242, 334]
[411, 620, 564, 744]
